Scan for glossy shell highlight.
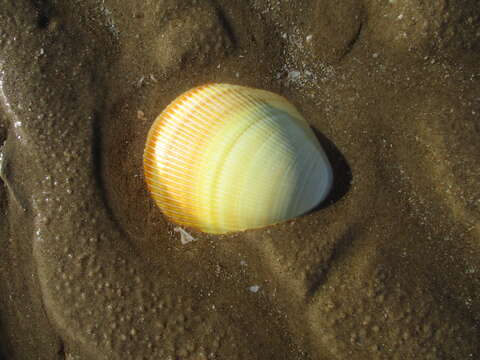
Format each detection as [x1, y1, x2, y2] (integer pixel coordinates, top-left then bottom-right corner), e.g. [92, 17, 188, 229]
[143, 83, 333, 234]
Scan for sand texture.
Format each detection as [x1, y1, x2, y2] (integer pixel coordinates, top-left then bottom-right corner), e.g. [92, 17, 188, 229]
[0, 0, 479, 359]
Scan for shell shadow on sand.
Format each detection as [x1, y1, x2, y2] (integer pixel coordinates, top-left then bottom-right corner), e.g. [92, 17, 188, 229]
[310, 127, 351, 212]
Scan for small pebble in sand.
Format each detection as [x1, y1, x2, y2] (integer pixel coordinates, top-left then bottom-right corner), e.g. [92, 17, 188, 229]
[248, 285, 261, 293]
[135, 76, 145, 87]
[287, 70, 301, 81]
[174, 227, 197, 245]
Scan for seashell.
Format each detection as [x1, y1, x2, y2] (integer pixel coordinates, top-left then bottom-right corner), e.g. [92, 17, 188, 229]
[143, 83, 333, 234]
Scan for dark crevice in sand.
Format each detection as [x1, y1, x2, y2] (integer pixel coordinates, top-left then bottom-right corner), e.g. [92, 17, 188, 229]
[0, 132, 10, 209]
[57, 340, 65, 360]
[212, 2, 237, 48]
[0, 318, 8, 360]
[0, 147, 8, 194]
[340, 21, 364, 61]
[0, 117, 5, 145]
[305, 225, 357, 298]
[91, 110, 123, 234]
[29, 0, 54, 29]
[0, 124, 10, 360]
[0, 121, 5, 188]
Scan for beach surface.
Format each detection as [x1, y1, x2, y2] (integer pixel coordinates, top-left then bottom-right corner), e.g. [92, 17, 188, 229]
[0, 0, 479, 359]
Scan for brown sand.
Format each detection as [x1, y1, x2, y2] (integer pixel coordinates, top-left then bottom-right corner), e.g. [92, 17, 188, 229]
[0, 0, 479, 359]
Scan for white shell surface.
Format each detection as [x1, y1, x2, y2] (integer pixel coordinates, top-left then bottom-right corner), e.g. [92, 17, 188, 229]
[144, 83, 333, 234]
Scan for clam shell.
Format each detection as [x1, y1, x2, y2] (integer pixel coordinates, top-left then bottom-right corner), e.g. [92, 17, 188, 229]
[143, 83, 333, 234]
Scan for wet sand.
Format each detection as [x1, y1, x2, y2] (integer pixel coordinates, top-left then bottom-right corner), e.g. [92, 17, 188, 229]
[0, 0, 479, 359]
